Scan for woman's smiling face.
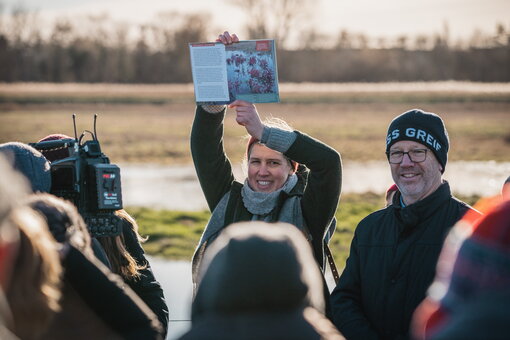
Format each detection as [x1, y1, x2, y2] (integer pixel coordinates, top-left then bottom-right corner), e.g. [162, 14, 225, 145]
[247, 143, 294, 193]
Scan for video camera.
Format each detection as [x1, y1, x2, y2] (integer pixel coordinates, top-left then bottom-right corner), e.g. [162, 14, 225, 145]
[31, 114, 123, 237]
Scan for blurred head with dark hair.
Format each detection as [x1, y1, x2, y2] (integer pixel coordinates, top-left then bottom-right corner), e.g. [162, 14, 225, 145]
[25, 193, 92, 256]
[194, 221, 325, 316]
[183, 221, 345, 340]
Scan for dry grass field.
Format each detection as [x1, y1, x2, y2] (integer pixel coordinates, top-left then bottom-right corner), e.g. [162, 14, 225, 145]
[1, 82, 508, 262]
[1, 82, 509, 164]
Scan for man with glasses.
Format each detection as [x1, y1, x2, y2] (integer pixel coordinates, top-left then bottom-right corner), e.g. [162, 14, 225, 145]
[330, 109, 479, 340]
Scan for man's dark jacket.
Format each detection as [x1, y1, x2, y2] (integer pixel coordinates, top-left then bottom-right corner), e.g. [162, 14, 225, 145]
[330, 182, 479, 340]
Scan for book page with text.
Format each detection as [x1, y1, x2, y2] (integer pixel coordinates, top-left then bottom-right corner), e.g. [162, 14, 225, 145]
[189, 43, 229, 103]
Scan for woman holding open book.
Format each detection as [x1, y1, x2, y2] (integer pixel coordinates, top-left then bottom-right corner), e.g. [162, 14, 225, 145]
[190, 32, 342, 293]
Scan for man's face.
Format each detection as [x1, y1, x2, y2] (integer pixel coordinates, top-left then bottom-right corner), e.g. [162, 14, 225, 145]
[389, 140, 443, 205]
[247, 143, 294, 193]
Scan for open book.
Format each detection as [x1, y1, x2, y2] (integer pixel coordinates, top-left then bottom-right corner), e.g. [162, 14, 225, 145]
[189, 39, 280, 104]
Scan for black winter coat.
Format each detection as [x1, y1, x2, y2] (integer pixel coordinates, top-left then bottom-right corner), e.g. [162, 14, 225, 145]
[330, 182, 479, 340]
[41, 245, 164, 340]
[122, 221, 169, 335]
[191, 106, 341, 270]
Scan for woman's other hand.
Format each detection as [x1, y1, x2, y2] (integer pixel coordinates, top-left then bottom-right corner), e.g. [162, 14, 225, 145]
[229, 100, 264, 140]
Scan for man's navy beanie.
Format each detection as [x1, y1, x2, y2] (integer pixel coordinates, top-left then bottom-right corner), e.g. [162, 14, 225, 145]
[386, 109, 449, 173]
[0, 142, 51, 192]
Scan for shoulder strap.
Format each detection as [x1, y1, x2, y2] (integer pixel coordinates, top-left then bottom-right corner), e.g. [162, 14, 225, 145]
[324, 217, 340, 284]
[224, 181, 246, 226]
[325, 243, 340, 284]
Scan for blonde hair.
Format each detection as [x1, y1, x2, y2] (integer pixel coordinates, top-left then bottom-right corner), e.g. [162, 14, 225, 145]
[98, 209, 147, 281]
[242, 116, 297, 175]
[7, 207, 62, 339]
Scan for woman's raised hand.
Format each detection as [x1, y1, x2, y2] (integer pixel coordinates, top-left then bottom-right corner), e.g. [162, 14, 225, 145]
[228, 100, 264, 140]
[216, 31, 239, 45]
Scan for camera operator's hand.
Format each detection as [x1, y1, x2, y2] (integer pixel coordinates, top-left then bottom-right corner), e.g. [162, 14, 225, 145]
[45, 216, 89, 260]
[46, 216, 68, 244]
[229, 100, 264, 140]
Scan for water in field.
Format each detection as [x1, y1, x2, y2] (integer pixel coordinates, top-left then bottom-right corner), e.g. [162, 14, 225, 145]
[147, 257, 192, 340]
[121, 161, 510, 211]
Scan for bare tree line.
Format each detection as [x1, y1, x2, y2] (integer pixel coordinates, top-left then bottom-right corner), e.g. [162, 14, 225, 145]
[0, 1, 508, 83]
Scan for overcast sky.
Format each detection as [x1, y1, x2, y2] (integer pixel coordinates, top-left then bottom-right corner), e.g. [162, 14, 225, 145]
[2, 0, 509, 42]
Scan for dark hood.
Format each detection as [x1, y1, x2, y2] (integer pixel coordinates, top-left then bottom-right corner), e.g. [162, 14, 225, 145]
[192, 221, 324, 321]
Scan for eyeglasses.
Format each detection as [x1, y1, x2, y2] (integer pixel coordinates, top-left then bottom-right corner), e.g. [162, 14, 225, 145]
[386, 149, 428, 164]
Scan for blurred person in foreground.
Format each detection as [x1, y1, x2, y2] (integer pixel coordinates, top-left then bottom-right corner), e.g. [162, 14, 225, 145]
[0, 155, 62, 340]
[411, 197, 510, 340]
[38, 133, 169, 334]
[0, 156, 21, 340]
[502, 175, 510, 199]
[330, 109, 481, 340]
[26, 193, 164, 340]
[385, 183, 398, 207]
[181, 221, 345, 340]
[191, 32, 341, 289]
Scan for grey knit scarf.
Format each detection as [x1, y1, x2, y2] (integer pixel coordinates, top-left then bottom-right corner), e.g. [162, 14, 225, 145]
[241, 174, 298, 216]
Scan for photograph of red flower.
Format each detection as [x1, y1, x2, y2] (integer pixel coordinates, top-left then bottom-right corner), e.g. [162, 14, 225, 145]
[225, 40, 279, 103]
